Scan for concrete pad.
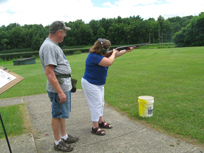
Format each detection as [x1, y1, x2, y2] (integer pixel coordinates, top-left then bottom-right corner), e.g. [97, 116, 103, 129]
[0, 133, 37, 153]
[0, 97, 23, 107]
[1, 90, 204, 153]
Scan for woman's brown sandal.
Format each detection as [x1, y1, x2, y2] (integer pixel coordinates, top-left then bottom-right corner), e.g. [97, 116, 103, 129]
[99, 121, 112, 129]
[91, 127, 106, 136]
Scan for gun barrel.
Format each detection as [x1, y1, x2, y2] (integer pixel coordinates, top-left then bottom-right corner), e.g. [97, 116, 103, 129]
[116, 42, 150, 51]
[104, 42, 150, 57]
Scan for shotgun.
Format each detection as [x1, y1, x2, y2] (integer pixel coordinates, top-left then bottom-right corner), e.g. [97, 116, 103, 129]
[104, 42, 150, 57]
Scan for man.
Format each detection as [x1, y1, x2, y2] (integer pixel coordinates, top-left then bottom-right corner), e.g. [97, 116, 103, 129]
[39, 21, 78, 152]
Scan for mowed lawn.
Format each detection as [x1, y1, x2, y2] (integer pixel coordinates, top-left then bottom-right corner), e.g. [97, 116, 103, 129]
[0, 46, 204, 145]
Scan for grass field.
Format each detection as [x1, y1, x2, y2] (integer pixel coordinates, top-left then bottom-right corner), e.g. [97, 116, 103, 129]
[0, 46, 204, 146]
[0, 103, 31, 139]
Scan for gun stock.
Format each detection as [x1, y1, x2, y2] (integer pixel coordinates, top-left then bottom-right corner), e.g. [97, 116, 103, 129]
[104, 42, 150, 57]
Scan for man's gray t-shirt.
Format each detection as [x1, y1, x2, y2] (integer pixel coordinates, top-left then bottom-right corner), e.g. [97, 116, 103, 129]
[39, 37, 72, 92]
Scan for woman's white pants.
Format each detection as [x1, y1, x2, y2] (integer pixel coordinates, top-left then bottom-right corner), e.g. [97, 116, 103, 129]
[81, 78, 105, 122]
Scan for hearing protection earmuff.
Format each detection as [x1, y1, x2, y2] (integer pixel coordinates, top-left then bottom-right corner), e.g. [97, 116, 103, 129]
[98, 38, 107, 55]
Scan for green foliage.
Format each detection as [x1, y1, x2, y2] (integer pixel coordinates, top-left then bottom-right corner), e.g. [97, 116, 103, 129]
[173, 12, 204, 47]
[89, 20, 100, 40]
[97, 27, 106, 39]
[139, 43, 175, 49]
[108, 23, 127, 44]
[10, 26, 26, 49]
[31, 33, 44, 50]
[0, 12, 203, 60]
[0, 48, 34, 53]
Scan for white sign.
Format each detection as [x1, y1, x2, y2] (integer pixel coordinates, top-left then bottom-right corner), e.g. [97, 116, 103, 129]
[0, 69, 16, 88]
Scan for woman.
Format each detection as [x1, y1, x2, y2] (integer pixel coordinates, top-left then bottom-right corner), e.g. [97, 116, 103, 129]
[81, 38, 134, 136]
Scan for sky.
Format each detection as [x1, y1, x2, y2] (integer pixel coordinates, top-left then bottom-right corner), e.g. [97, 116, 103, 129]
[0, 0, 203, 27]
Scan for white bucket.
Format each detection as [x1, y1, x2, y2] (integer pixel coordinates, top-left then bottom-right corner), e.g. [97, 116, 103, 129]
[138, 96, 154, 117]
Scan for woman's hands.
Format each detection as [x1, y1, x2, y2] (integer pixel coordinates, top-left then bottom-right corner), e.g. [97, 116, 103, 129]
[127, 46, 135, 52]
[99, 49, 119, 67]
[112, 48, 119, 55]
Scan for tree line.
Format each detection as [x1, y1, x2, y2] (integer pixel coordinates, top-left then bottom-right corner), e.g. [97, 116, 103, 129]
[0, 12, 203, 52]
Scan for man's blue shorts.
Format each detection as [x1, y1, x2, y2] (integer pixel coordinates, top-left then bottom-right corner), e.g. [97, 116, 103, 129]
[47, 91, 71, 118]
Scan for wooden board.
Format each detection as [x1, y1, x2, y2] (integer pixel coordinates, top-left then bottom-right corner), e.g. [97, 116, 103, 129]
[0, 66, 24, 94]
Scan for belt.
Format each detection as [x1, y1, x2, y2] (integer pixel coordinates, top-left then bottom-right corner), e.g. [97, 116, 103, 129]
[56, 74, 71, 84]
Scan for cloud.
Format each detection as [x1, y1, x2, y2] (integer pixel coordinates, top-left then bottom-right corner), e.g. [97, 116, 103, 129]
[0, 0, 203, 27]
[115, 0, 158, 6]
[102, 2, 113, 7]
[5, 9, 15, 15]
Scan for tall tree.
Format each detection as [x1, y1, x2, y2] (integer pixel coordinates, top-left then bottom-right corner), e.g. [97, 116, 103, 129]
[173, 12, 204, 46]
[157, 15, 165, 43]
[107, 23, 126, 44]
[163, 20, 173, 42]
[0, 31, 10, 50]
[97, 27, 106, 39]
[89, 20, 100, 40]
[99, 18, 114, 37]
[10, 26, 26, 49]
[31, 33, 44, 50]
